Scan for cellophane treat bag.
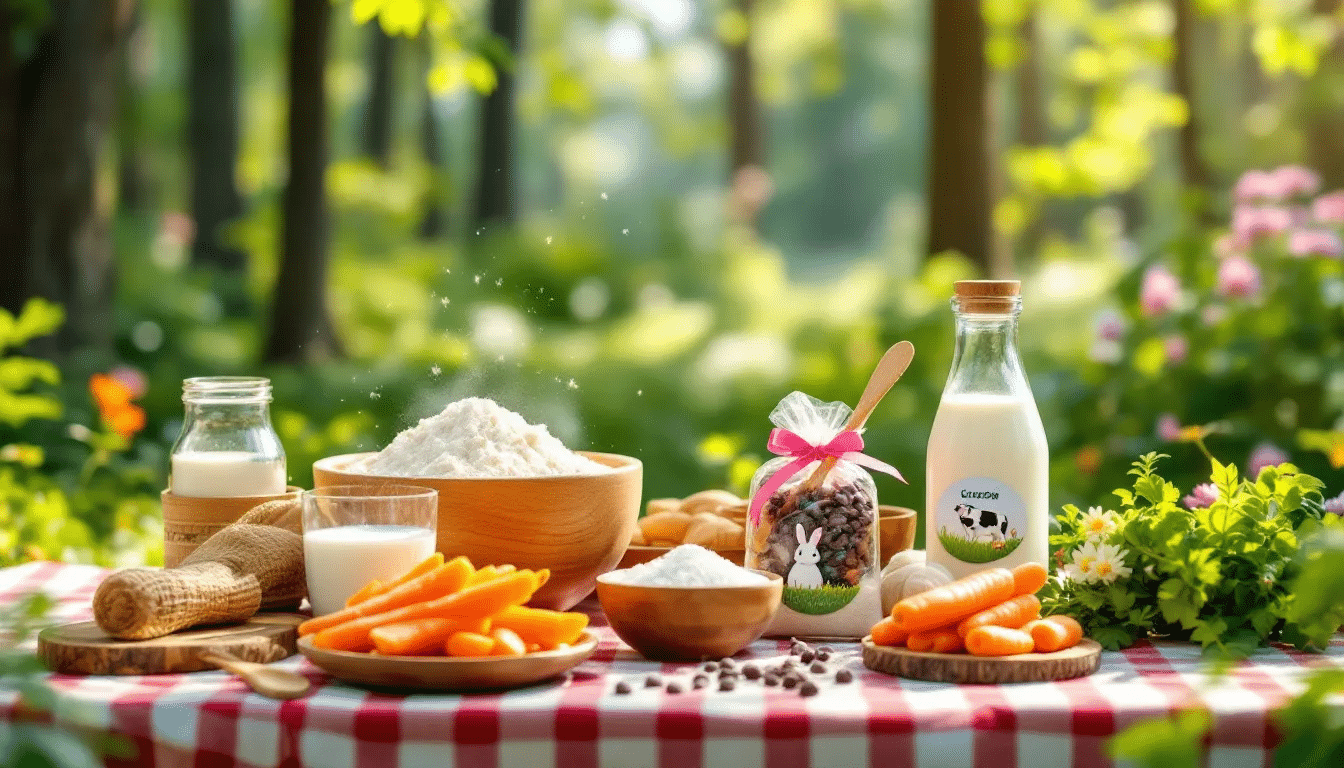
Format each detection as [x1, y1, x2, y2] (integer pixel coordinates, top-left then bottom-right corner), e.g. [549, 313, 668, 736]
[746, 392, 884, 638]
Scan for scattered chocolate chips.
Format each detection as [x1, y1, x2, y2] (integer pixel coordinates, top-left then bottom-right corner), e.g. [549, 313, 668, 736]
[703, 661, 719, 672]
[763, 674, 780, 687]
[742, 664, 761, 680]
[615, 681, 632, 695]
[816, 651, 831, 662]
[799, 650, 815, 664]
[645, 674, 662, 688]
[693, 675, 709, 689]
[810, 662, 828, 674]
[819, 646, 833, 653]
[719, 677, 736, 692]
[835, 669, 853, 683]
[800, 681, 820, 697]
[666, 682, 683, 694]
[782, 675, 800, 689]
[718, 658, 737, 670]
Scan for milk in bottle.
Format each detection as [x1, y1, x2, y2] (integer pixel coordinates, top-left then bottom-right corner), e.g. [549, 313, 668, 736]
[925, 281, 1049, 580]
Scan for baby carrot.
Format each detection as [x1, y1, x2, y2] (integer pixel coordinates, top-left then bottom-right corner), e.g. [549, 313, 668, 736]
[299, 556, 474, 637]
[955, 594, 1041, 639]
[490, 606, 588, 647]
[870, 616, 908, 647]
[368, 616, 491, 656]
[347, 553, 447, 607]
[1011, 562, 1049, 596]
[446, 631, 496, 657]
[1026, 615, 1084, 653]
[907, 628, 964, 654]
[490, 627, 526, 656]
[466, 563, 518, 587]
[892, 568, 1017, 633]
[312, 570, 541, 652]
[965, 625, 1035, 657]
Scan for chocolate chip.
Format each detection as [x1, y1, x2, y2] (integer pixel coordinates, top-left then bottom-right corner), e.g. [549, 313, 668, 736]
[816, 651, 831, 662]
[835, 669, 853, 683]
[719, 658, 737, 669]
[800, 650, 815, 664]
[800, 681, 820, 697]
[615, 681, 632, 694]
[703, 662, 719, 672]
[810, 662, 827, 674]
[763, 674, 780, 687]
[782, 675, 799, 689]
[742, 664, 761, 680]
[666, 682, 682, 694]
[645, 674, 662, 688]
[719, 678, 736, 692]
[818, 646, 833, 653]
[692, 675, 709, 689]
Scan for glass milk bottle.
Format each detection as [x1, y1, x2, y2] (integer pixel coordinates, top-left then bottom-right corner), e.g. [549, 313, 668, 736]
[170, 377, 287, 497]
[925, 281, 1049, 580]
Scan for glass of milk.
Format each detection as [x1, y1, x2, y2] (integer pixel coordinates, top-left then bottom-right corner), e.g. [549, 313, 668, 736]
[301, 485, 439, 616]
[170, 377, 287, 497]
[925, 280, 1049, 580]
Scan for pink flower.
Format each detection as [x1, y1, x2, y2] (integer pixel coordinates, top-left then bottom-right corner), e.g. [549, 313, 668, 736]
[1140, 265, 1181, 317]
[1272, 165, 1322, 199]
[1247, 442, 1289, 478]
[1163, 335, 1189, 365]
[1287, 228, 1343, 258]
[1216, 254, 1261, 300]
[1214, 234, 1242, 260]
[1183, 483, 1219, 510]
[1201, 304, 1228, 327]
[1231, 205, 1294, 245]
[1233, 170, 1280, 203]
[108, 365, 149, 399]
[1095, 309, 1124, 342]
[1313, 191, 1344, 223]
[1325, 492, 1344, 515]
[1156, 414, 1182, 442]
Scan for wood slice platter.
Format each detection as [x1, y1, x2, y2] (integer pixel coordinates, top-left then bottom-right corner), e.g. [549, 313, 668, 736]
[38, 613, 305, 676]
[861, 636, 1102, 684]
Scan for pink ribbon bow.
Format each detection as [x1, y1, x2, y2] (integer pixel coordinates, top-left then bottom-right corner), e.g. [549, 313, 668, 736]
[748, 428, 906, 525]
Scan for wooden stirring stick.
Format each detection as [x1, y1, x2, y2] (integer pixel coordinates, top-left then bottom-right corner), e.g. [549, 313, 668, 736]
[796, 340, 915, 494]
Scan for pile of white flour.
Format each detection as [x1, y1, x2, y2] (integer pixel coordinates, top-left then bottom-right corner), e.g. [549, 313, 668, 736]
[603, 545, 769, 587]
[359, 398, 609, 478]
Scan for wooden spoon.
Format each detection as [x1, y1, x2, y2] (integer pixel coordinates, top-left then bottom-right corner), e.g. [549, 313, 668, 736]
[797, 340, 916, 493]
[200, 648, 311, 700]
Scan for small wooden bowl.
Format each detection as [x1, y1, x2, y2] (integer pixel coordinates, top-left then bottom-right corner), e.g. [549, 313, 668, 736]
[162, 486, 303, 568]
[313, 452, 642, 611]
[878, 505, 918, 566]
[617, 545, 745, 570]
[595, 571, 783, 661]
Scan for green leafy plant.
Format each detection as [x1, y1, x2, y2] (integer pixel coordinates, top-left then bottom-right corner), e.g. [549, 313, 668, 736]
[936, 528, 1023, 563]
[1040, 452, 1339, 656]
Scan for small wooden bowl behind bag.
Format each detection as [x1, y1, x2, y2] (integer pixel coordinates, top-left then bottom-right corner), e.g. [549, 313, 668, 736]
[161, 486, 304, 568]
[877, 505, 918, 567]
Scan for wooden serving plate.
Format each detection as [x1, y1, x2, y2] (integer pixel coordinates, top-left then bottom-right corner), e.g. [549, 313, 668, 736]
[861, 636, 1102, 684]
[297, 631, 599, 691]
[39, 614, 304, 675]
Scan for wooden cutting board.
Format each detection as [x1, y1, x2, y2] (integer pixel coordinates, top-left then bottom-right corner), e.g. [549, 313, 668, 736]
[38, 614, 305, 676]
[861, 636, 1102, 684]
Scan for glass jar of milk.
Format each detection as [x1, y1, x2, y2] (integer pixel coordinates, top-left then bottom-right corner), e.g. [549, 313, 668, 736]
[925, 281, 1048, 580]
[170, 377, 286, 498]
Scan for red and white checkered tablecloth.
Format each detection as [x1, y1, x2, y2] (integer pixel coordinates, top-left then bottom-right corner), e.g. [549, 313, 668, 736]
[1, 562, 1341, 768]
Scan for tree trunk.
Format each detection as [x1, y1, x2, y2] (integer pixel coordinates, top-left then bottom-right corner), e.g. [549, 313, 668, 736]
[727, 0, 764, 173]
[926, 0, 1002, 276]
[360, 22, 396, 167]
[474, 0, 524, 227]
[0, 0, 123, 352]
[1172, 0, 1211, 194]
[188, 0, 245, 271]
[116, 1, 150, 211]
[1306, 0, 1344, 190]
[1015, 11, 1046, 148]
[264, 0, 339, 363]
[419, 64, 448, 238]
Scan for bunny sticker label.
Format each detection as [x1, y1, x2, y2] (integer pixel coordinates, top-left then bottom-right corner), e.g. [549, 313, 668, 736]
[932, 477, 1025, 564]
[778, 522, 860, 615]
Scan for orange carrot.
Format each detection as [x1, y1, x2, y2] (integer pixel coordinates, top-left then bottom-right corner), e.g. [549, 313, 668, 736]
[956, 594, 1041, 639]
[892, 568, 1017, 633]
[907, 627, 964, 653]
[344, 579, 384, 607]
[534, 569, 550, 588]
[490, 627, 526, 656]
[490, 605, 588, 647]
[1026, 615, 1084, 653]
[347, 553, 447, 607]
[1011, 562, 1048, 596]
[311, 570, 541, 652]
[525, 643, 543, 653]
[368, 616, 491, 656]
[870, 616, 908, 647]
[965, 625, 1035, 656]
[465, 565, 501, 587]
[446, 631, 496, 657]
[299, 556, 474, 637]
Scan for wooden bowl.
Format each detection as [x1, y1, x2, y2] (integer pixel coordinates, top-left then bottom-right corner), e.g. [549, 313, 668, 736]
[617, 545, 744, 570]
[313, 452, 642, 611]
[594, 571, 783, 661]
[878, 505, 918, 566]
[298, 631, 599, 691]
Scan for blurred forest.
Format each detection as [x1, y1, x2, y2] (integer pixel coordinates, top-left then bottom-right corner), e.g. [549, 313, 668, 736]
[3, 0, 1344, 566]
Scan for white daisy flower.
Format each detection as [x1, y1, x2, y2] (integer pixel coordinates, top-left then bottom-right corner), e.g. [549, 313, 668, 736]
[1078, 506, 1118, 541]
[1091, 542, 1134, 584]
[1069, 542, 1102, 584]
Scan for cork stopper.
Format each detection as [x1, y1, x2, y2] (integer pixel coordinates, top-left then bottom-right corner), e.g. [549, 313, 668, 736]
[953, 280, 1021, 313]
